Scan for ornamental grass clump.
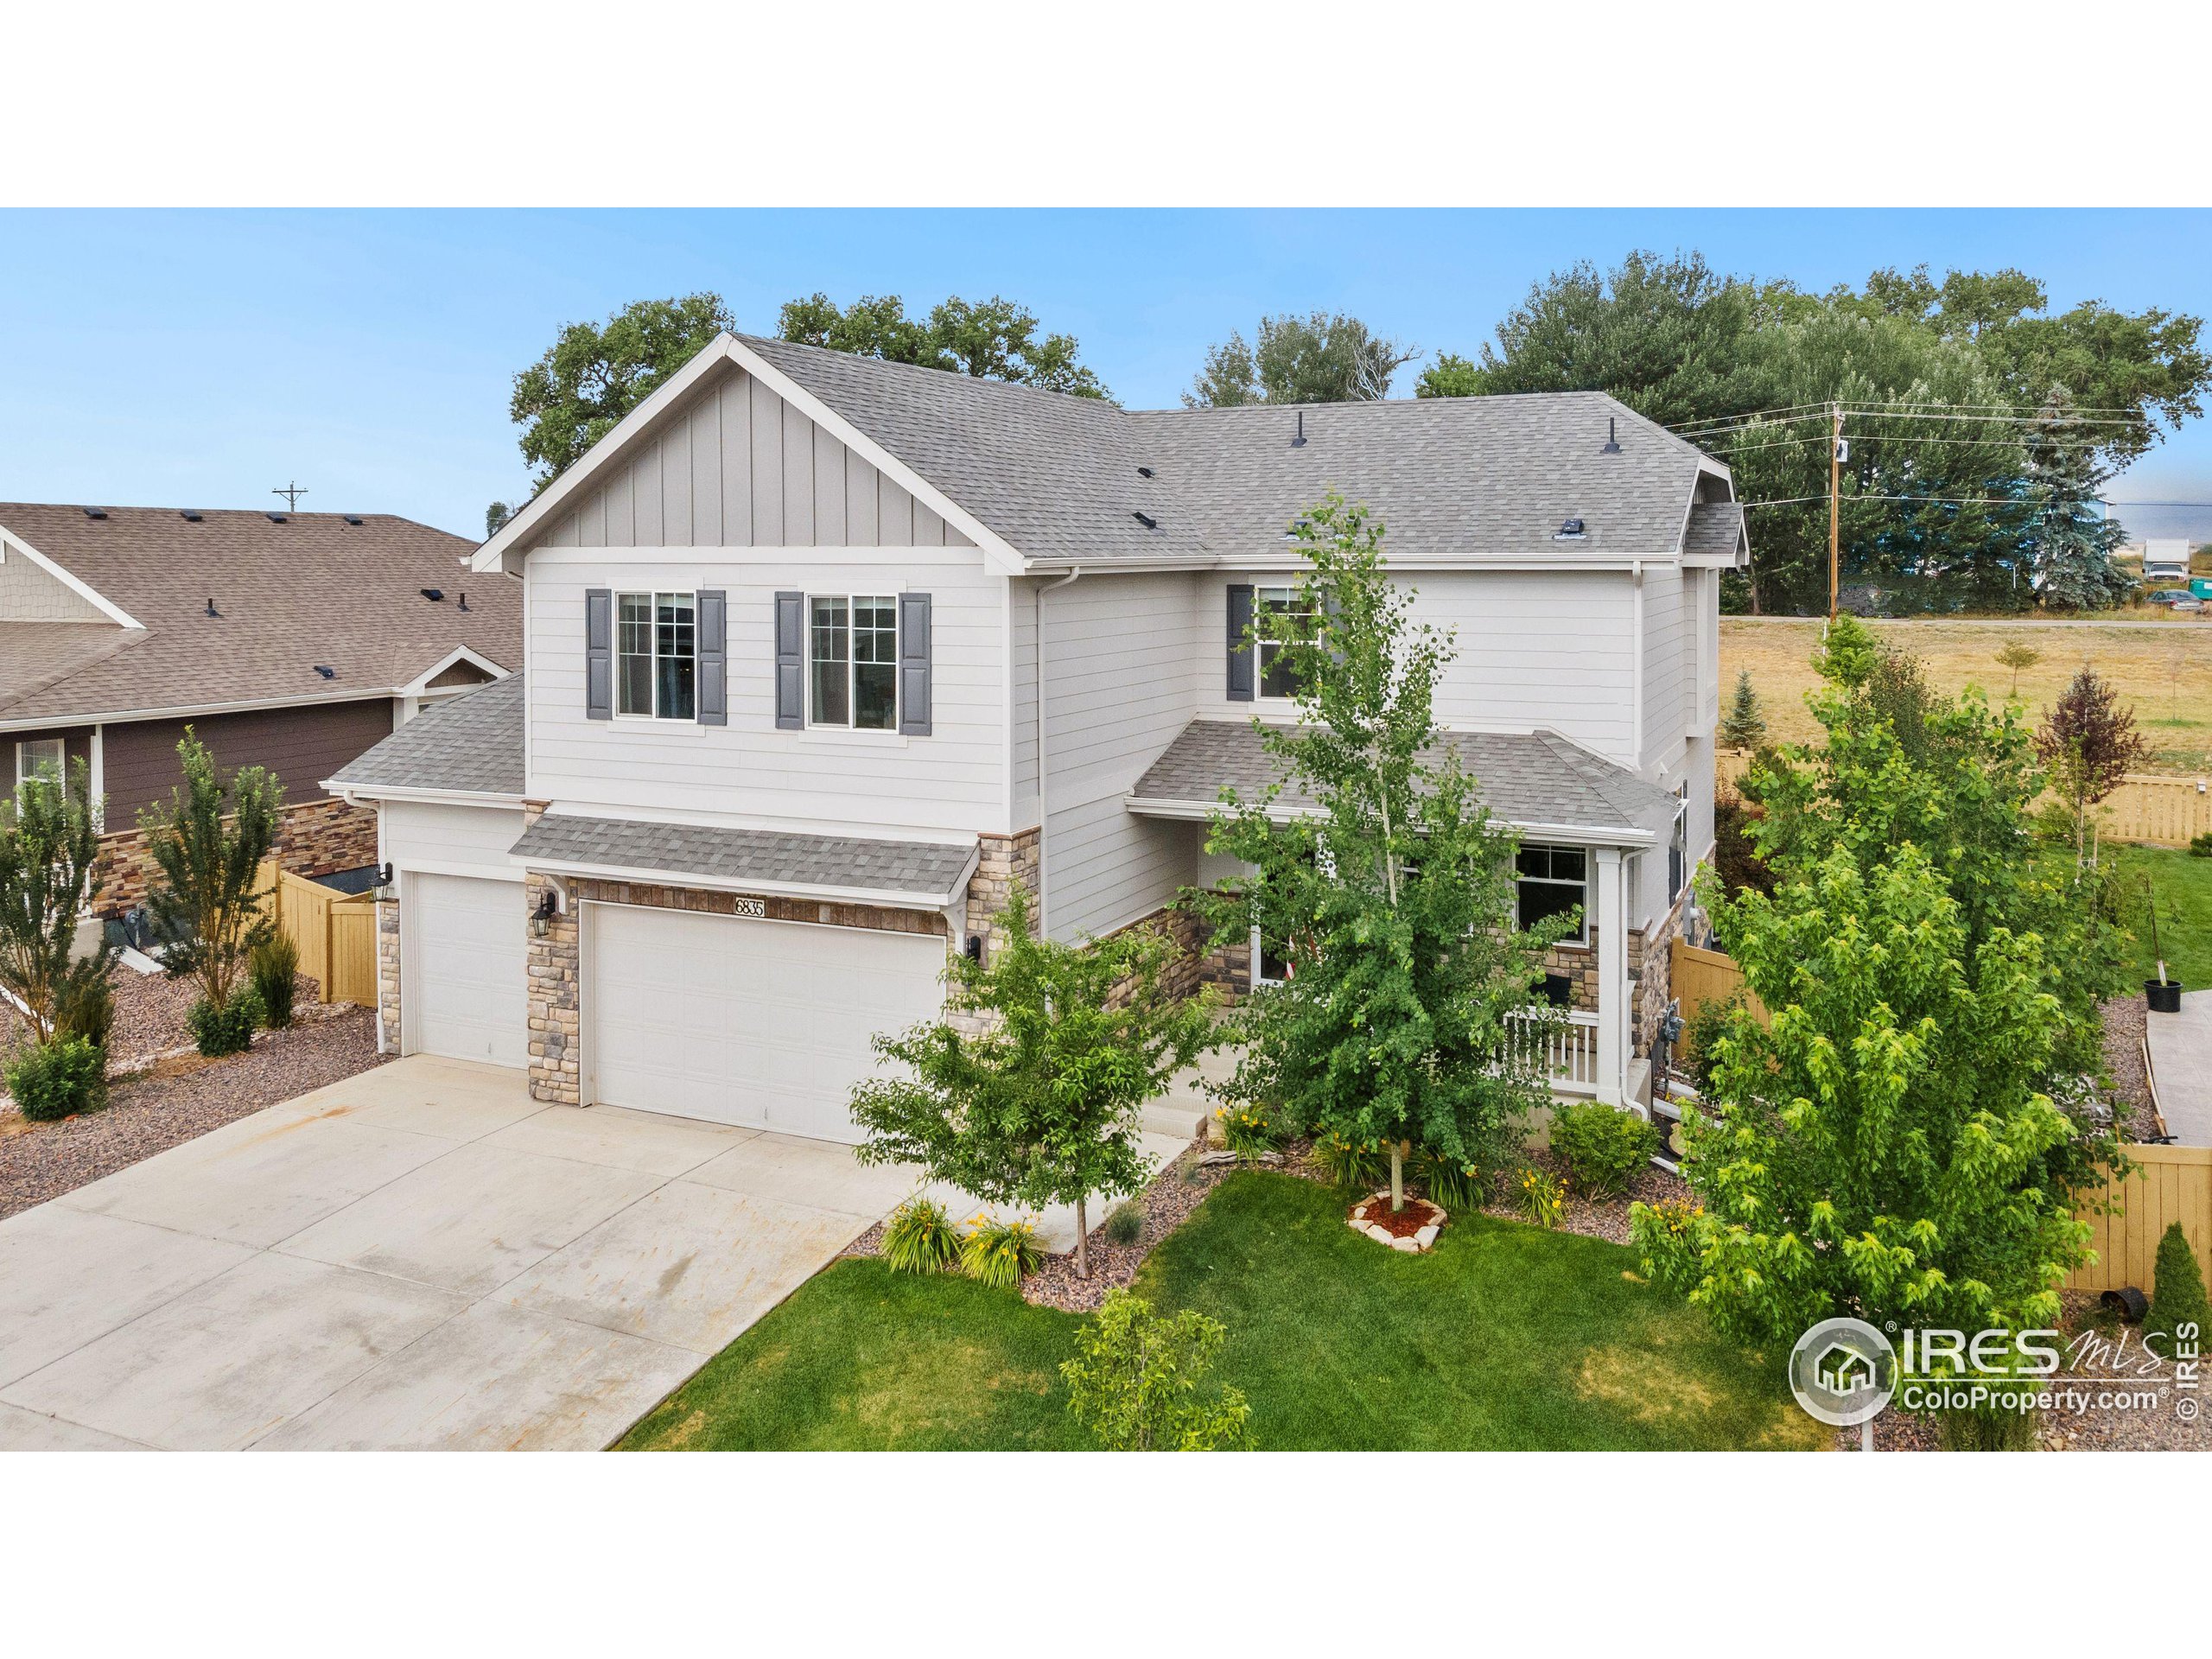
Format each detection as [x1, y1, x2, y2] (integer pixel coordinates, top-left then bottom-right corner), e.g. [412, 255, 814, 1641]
[1103, 1198, 1145, 1246]
[961, 1213, 1045, 1290]
[1412, 1145, 1482, 1213]
[1310, 1132, 1387, 1191]
[881, 1194, 962, 1276]
[250, 931, 300, 1031]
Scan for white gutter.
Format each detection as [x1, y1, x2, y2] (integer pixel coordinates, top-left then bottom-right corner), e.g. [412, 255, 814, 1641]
[3, 685, 418, 734]
[1034, 566, 1081, 938]
[326, 781, 526, 810]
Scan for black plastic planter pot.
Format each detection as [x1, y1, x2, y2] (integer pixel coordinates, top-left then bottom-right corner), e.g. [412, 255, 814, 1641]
[2146, 979, 2183, 1014]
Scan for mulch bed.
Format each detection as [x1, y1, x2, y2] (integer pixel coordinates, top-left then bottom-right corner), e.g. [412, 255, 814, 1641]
[1351, 1191, 1441, 1239]
[2099, 995, 2156, 1140]
[0, 1005, 386, 1221]
[1474, 1147, 1689, 1247]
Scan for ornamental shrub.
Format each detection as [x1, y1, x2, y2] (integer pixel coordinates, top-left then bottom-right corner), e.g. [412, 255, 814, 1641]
[1515, 1166, 1566, 1230]
[2145, 1223, 2210, 1359]
[882, 1194, 961, 1276]
[1214, 1102, 1281, 1158]
[1413, 1145, 1483, 1213]
[2190, 831, 2212, 859]
[961, 1212, 1045, 1290]
[250, 931, 299, 1030]
[1548, 1099, 1660, 1198]
[1060, 1289, 1252, 1451]
[186, 983, 264, 1058]
[1103, 1198, 1145, 1246]
[5, 1034, 107, 1122]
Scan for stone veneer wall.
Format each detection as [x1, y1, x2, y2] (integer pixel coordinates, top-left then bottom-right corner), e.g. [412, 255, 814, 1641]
[93, 797, 379, 918]
[376, 895, 402, 1052]
[966, 828, 1040, 951]
[1627, 887, 1691, 1058]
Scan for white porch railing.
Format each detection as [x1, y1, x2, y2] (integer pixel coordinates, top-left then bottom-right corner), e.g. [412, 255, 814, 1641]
[1504, 1007, 1600, 1097]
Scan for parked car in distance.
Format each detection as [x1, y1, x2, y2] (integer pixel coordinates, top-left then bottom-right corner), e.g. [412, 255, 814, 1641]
[2147, 588, 2200, 608]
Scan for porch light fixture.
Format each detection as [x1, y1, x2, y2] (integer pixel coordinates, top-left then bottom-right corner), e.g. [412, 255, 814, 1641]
[964, 933, 984, 963]
[531, 888, 559, 938]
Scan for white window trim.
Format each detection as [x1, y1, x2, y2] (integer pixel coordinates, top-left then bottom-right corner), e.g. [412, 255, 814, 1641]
[613, 589, 698, 724]
[1518, 842, 1590, 946]
[15, 736, 66, 794]
[805, 592, 900, 734]
[1255, 583, 1315, 703]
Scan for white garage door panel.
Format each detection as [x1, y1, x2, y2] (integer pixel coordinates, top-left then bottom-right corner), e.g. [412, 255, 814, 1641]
[589, 906, 944, 1141]
[410, 874, 528, 1068]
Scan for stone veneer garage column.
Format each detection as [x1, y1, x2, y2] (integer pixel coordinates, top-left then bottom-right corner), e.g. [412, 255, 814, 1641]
[525, 869, 582, 1105]
[376, 894, 401, 1054]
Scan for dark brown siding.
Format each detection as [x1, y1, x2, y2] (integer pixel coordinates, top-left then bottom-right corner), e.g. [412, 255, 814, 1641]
[8, 725, 94, 790]
[101, 699, 395, 824]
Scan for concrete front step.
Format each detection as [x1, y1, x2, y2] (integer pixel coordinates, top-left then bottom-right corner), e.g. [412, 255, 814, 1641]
[1141, 1094, 1214, 1141]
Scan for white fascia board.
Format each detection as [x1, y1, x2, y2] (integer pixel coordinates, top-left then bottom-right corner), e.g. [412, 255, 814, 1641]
[326, 781, 527, 810]
[0, 523, 145, 629]
[514, 849, 979, 912]
[397, 644, 512, 698]
[1123, 795, 1656, 848]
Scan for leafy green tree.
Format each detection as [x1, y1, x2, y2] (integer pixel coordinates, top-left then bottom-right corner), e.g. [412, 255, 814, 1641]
[1185, 312, 1416, 407]
[849, 883, 1211, 1279]
[1717, 669, 1767, 749]
[1810, 613, 1879, 689]
[2036, 664, 2150, 866]
[485, 501, 512, 537]
[1060, 1289, 1252, 1450]
[778, 291, 1108, 399]
[0, 760, 117, 1043]
[1994, 640, 2041, 697]
[510, 293, 737, 487]
[140, 730, 283, 1035]
[1634, 841, 2090, 1343]
[1196, 493, 1571, 1211]
[1430, 251, 1770, 426]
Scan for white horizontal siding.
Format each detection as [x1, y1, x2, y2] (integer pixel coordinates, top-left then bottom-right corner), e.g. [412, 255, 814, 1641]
[380, 799, 528, 880]
[526, 549, 1006, 837]
[1045, 792, 1199, 944]
[1190, 569, 1637, 763]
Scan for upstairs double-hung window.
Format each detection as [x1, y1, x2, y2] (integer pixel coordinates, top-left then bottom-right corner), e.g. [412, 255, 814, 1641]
[809, 594, 898, 730]
[1256, 585, 1316, 698]
[616, 592, 696, 721]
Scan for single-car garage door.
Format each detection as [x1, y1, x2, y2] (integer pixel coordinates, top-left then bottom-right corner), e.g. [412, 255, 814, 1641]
[588, 905, 945, 1141]
[407, 873, 528, 1067]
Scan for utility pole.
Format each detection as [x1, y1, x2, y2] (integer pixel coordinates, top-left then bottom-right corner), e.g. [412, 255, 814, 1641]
[273, 480, 308, 512]
[1827, 402, 1842, 624]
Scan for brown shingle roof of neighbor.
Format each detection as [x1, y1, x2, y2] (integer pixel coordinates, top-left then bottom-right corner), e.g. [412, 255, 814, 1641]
[327, 672, 526, 798]
[737, 334, 1727, 567]
[1128, 719, 1680, 840]
[510, 811, 979, 903]
[0, 503, 521, 724]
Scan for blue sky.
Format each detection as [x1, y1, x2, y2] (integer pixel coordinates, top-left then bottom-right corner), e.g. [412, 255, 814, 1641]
[4, 208, 2210, 541]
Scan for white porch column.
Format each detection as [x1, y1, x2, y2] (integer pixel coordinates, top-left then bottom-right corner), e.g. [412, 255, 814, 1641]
[1594, 846, 1627, 1106]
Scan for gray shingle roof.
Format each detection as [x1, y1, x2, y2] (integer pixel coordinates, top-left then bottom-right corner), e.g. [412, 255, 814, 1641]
[510, 812, 978, 901]
[1684, 499, 1746, 561]
[327, 672, 525, 797]
[1128, 719, 1678, 839]
[740, 334, 1724, 568]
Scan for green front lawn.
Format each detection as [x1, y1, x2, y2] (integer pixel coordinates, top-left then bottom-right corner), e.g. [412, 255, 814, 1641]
[619, 1173, 1824, 1452]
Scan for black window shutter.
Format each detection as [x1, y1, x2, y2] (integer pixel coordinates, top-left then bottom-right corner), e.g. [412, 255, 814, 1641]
[899, 592, 932, 736]
[774, 591, 804, 730]
[1225, 583, 1255, 702]
[585, 588, 613, 720]
[696, 589, 727, 726]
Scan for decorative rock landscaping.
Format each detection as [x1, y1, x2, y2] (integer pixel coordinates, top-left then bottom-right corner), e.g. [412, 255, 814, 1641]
[1348, 1191, 1446, 1252]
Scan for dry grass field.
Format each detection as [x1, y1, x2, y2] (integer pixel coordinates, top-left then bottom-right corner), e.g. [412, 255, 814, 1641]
[1721, 617, 2212, 774]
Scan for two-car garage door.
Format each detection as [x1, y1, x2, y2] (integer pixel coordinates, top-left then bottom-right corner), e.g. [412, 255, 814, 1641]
[588, 905, 945, 1143]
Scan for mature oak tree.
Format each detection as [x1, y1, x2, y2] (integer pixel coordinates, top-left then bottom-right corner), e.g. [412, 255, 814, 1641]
[1185, 312, 1417, 407]
[509, 293, 737, 489]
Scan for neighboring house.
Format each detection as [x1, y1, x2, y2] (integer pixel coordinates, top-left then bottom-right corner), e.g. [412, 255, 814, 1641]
[332, 332, 1745, 1139]
[0, 503, 520, 910]
[2142, 540, 2191, 582]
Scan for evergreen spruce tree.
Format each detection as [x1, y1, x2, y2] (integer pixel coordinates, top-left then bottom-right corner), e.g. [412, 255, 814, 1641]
[2024, 389, 2133, 611]
[1717, 669, 1767, 750]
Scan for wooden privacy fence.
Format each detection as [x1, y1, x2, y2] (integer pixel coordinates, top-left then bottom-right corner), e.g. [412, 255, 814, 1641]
[2067, 1142, 2212, 1296]
[1670, 937, 1769, 1028]
[257, 859, 378, 1007]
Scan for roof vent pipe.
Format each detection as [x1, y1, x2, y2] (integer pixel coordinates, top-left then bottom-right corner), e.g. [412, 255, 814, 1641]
[205, 597, 219, 618]
[1291, 410, 1306, 448]
[1601, 417, 1621, 454]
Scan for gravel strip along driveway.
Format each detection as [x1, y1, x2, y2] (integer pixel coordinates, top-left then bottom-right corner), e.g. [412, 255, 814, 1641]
[2100, 995, 2155, 1138]
[0, 966, 319, 1078]
[0, 1007, 385, 1221]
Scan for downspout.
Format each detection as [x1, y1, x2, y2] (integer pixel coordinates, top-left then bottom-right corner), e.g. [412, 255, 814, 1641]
[1630, 560, 1646, 768]
[1034, 566, 1082, 938]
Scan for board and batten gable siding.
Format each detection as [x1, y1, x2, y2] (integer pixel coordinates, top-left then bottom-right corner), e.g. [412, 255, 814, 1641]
[379, 799, 530, 881]
[0, 542, 111, 621]
[101, 700, 398, 826]
[529, 366, 975, 553]
[1017, 571, 1203, 941]
[526, 550, 1006, 837]
[1191, 569, 1639, 766]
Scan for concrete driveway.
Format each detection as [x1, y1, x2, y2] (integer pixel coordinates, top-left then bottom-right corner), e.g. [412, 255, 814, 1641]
[0, 1057, 924, 1450]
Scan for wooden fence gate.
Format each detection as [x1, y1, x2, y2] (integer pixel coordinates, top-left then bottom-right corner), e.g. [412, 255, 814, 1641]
[257, 860, 378, 1007]
[1670, 937, 1769, 1028]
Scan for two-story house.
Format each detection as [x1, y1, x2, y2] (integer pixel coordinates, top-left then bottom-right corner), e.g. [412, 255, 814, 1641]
[330, 332, 1745, 1144]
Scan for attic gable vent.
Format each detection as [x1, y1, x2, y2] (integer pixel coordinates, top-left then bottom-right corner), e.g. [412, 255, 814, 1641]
[82, 506, 107, 519]
[180, 510, 203, 522]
